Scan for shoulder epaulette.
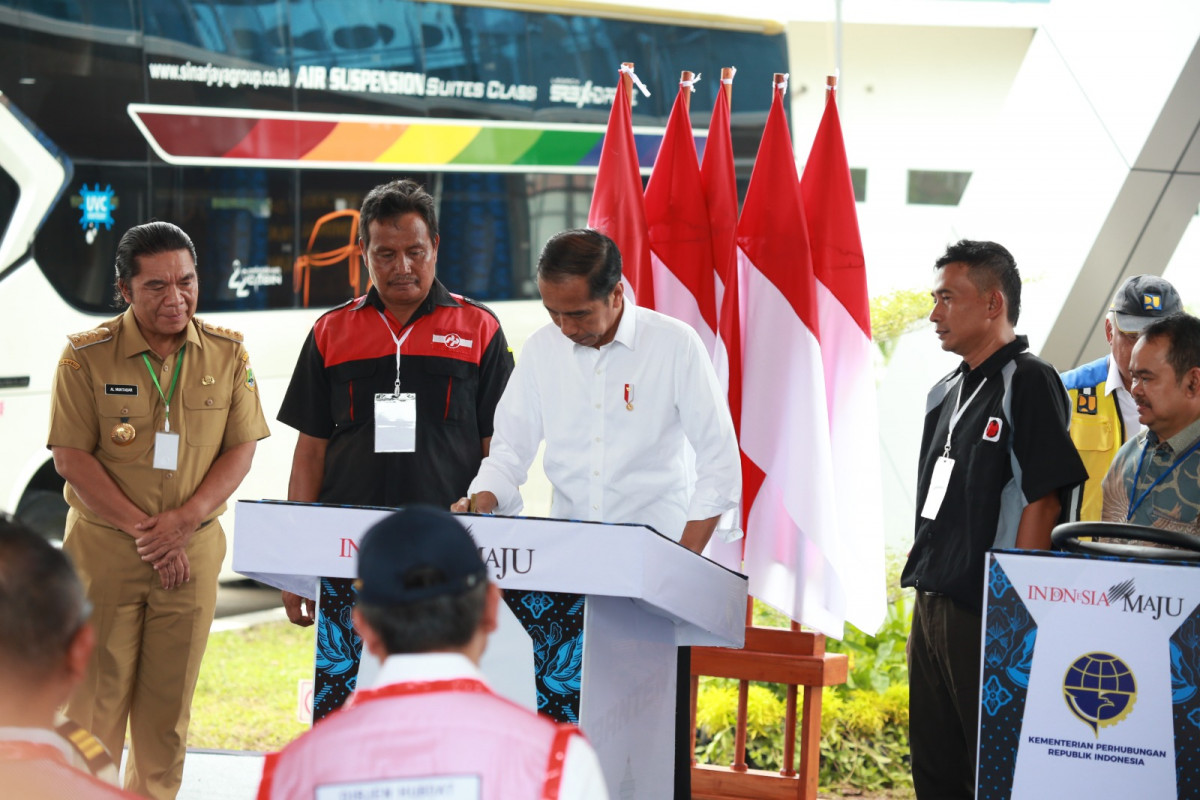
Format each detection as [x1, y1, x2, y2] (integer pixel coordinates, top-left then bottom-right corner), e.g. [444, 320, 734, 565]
[201, 320, 245, 343]
[66, 327, 112, 350]
[55, 717, 116, 778]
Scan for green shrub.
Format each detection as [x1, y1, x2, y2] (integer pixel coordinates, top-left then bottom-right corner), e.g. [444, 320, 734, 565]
[819, 684, 911, 794]
[694, 678, 787, 770]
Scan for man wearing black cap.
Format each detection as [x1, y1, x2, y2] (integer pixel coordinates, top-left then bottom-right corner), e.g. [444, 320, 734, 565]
[257, 506, 609, 800]
[1061, 275, 1184, 519]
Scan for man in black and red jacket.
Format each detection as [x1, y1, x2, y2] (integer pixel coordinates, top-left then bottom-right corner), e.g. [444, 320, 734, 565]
[278, 178, 514, 626]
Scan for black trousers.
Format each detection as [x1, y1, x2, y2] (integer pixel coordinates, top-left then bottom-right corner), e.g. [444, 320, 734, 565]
[675, 645, 692, 799]
[909, 592, 981, 799]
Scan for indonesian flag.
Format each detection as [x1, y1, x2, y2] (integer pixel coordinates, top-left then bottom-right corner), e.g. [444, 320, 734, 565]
[701, 71, 746, 571]
[737, 76, 844, 634]
[801, 79, 886, 634]
[644, 74, 717, 355]
[588, 68, 653, 307]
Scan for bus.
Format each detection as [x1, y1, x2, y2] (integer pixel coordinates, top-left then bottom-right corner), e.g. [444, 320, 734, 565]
[0, 0, 787, 565]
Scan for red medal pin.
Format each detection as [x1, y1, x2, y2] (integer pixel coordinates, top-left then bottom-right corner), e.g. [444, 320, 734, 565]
[624, 383, 633, 411]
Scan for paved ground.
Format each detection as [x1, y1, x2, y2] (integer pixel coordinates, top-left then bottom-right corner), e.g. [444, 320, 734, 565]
[179, 751, 266, 799]
[214, 579, 281, 619]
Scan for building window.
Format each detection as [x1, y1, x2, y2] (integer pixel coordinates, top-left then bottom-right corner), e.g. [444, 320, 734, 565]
[907, 170, 972, 206]
[850, 168, 867, 202]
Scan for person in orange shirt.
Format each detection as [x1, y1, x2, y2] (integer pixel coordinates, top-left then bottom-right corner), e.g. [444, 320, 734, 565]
[0, 517, 137, 799]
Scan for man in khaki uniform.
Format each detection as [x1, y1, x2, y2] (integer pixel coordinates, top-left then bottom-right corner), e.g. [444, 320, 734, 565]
[47, 221, 269, 799]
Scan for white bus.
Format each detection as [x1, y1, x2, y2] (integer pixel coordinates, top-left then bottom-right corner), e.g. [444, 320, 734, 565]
[0, 0, 786, 566]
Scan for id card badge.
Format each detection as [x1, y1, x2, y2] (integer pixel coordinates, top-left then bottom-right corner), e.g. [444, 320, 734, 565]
[375, 393, 417, 452]
[920, 456, 955, 520]
[153, 431, 180, 471]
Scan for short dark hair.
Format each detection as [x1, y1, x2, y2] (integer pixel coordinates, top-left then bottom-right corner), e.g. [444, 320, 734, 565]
[935, 239, 1021, 325]
[359, 179, 439, 248]
[1140, 313, 1200, 383]
[0, 517, 89, 681]
[536, 228, 622, 301]
[356, 581, 487, 655]
[113, 221, 197, 306]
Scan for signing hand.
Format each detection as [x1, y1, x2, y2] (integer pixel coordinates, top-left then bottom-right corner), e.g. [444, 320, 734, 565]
[450, 492, 497, 514]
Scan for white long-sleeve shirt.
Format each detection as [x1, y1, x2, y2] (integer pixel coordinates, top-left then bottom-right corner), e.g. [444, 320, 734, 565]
[469, 301, 741, 540]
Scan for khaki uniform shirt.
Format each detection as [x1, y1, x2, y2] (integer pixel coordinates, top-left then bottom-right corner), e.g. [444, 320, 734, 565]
[47, 308, 269, 528]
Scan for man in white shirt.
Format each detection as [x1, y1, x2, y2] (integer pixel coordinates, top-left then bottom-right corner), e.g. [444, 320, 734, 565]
[452, 228, 741, 799]
[453, 228, 741, 553]
[258, 505, 608, 800]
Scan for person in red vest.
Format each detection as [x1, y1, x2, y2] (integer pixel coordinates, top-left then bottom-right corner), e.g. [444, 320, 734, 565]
[257, 505, 609, 800]
[0, 518, 137, 799]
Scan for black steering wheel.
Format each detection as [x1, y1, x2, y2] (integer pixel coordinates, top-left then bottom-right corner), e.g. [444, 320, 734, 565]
[1051, 521, 1200, 562]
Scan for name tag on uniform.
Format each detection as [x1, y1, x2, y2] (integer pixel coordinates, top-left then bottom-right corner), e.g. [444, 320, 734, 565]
[315, 774, 480, 799]
[153, 431, 180, 471]
[920, 456, 955, 520]
[374, 393, 417, 453]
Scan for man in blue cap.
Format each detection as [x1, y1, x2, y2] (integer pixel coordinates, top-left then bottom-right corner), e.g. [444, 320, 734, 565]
[257, 506, 609, 800]
[1061, 274, 1184, 519]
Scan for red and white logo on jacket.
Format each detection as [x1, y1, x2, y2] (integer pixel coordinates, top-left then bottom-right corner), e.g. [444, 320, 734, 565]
[432, 332, 473, 350]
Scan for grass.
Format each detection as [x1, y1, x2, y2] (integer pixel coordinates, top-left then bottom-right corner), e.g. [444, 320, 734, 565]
[188, 621, 315, 751]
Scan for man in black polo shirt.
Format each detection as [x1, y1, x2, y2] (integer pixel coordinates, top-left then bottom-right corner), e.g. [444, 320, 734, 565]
[901, 240, 1086, 799]
[277, 179, 514, 626]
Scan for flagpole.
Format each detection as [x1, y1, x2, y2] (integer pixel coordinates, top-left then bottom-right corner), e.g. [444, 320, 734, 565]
[721, 67, 734, 104]
[680, 70, 694, 111]
[826, 73, 837, 106]
[620, 62, 634, 108]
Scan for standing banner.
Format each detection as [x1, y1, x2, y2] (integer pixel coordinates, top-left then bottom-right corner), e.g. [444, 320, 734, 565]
[644, 70, 717, 356]
[701, 67, 746, 574]
[980, 549, 1200, 799]
[799, 76, 886, 634]
[588, 64, 653, 307]
[736, 74, 843, 634]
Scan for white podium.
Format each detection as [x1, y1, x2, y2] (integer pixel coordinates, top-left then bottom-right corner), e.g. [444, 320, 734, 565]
[233, 500, 748, 798]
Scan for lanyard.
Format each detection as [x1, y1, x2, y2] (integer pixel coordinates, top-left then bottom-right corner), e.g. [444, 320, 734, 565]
[1126, 437, 1200, 521]
[376, 310, 414, 395]
[346, 677, 491, 708]
[944, 376, 987, 457]
[0, 740, 71, 766]
[142, 345, 184, 432]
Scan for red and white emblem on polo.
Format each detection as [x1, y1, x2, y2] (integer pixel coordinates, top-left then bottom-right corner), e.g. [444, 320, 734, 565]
[983, 417, 1002, 442]
[432, 331, 473, 350]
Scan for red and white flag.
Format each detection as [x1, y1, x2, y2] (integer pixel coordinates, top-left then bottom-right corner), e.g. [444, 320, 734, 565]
[701, 69, 746, 571]
[737, 75, 844, 634]
[644, 72, 717, 354]
[801, 78, 885, 634]
[588, 65, 653, 308]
